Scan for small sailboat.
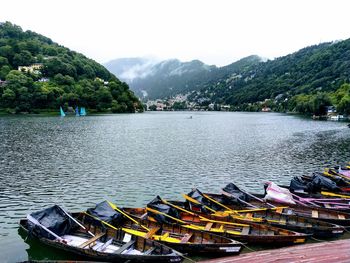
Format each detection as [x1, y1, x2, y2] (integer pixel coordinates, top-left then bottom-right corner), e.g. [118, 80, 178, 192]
[60, 106, 65, 117]
[75, 106, 80, 117]
[80, 107, 86, 116]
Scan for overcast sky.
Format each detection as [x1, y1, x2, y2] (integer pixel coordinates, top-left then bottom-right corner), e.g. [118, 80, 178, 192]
[2, 0, 350, 66]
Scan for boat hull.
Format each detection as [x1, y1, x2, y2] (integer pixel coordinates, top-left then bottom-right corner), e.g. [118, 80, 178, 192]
[19, 218, 183, 263]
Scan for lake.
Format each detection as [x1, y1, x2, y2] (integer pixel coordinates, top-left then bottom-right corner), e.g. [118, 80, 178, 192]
[1, 111, 350, 262]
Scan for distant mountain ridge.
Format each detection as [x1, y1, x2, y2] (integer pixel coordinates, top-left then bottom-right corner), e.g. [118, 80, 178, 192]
[104, 55, 261, 99]
[105, 39, 350, 115]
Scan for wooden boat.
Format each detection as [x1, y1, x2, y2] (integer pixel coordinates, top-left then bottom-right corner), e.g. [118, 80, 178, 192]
[121, 197, 309, 246]
[214, 184, 350, 226]
[85, 201, 243, 256]
[125, 207, 309, 246]
[207, 192, 350, 226]
[255, 180, 350, 211]
[182, 189, 345, 238]
[19, 205, 183, 263]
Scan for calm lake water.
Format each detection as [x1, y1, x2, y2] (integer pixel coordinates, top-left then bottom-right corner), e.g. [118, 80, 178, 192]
[1, 111, 350, 262]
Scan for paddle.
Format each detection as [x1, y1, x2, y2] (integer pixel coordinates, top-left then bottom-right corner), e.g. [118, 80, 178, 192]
[221, 185, 266, 208]
[321, 191, 350, 199]
[84, 212, 119, 231]
[202, 193, 241, 213]
[107, 201, 150, 231]
[161, 198, 199, 217]
[182, 193, 270, 223]
[324, 169, 350, 185]
[223, 184, 277, 208]
[161, 198, 250, 227]
[245, 191, 275, 207]
[182, 194, 217, 213]
[59, 206, 95, 237]
[27, 214, 64, 242]
[145, 207, 202, 231]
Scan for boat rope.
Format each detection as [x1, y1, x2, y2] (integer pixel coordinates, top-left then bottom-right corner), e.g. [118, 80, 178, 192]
[340, 226, 350, 234]
[155, 241, 196, 263]
[180, 254, 197, 263]
[241, 242, 255, 252]
[310, 236, 327, 242]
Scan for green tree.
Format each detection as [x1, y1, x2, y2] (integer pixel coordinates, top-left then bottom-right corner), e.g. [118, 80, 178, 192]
[96, 87, 112, 111]
[310, 93, 331, 115]
[0, 56, 9, 67]
[0, 65, 11, 80]
[337, 95, 350, 114]
[1, 88, 16, 107]
[13, 50, 33, 67]
[149, 104, 157, 111]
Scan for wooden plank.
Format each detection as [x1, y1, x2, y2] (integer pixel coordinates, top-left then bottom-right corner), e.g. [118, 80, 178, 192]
[241, 226, 250, 235]
[144, 247, 155, 255]
[245, 213, 253, 219]
[97, 238, 113, 252]
[338, 214, 345, 219]
[140, 213, 148, 220]
[79, 232, 105, 248]
[180, 233, 193, 243]
[144, 227, 160, 239]
[275, 207, 283, 214]
[205, 222, 213, 231]
[279, 215, 286, 224]
[115, 240, 135, 253]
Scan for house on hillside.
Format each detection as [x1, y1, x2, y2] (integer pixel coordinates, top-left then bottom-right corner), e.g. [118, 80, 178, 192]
[262, 107, 271, 112]
[325, 106, 344, 120]
[326, 106, 337, 114]
[0, 80, 7, 87]
[18, 63, 43, 74]
[221, 105, 231, 111]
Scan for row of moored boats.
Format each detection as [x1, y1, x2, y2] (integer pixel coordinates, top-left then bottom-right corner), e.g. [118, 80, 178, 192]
[20, 162, 350, 262]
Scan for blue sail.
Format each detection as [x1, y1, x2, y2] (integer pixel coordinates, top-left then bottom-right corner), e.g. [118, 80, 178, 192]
[75, 106, 80, 116]
[60, 106, 65, 117]
[80, 107, 86, 116]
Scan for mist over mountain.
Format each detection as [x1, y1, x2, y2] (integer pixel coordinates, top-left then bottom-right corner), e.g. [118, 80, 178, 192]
[105, 56, 261, 99]
[104, 57, 159, 82]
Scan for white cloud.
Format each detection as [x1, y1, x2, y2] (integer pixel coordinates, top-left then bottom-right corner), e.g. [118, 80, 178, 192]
[1, 0, 350, 66]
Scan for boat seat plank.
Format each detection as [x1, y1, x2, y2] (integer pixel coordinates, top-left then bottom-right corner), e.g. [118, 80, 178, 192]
[205, 222, 213, 231]
[338, 214, 345, 220]
[180, 233, 193, 243]
[144, 247, 155, 255]
[79, 232, 105, 248]
[312, 210, 319, 218]
[241, 226, 250, 235]
[245, 213, 253, 219]
[275, 207, 283, 214]
[115, 240, 136, 253]
[144, 227, 160, 239]
[279, 216, 286, 224]
[140, 213, 148, 220]
[97, 238, 113, 252]
[267, 231, 275, 236]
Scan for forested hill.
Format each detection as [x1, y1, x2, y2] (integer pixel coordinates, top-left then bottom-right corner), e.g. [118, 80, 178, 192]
[110, 38, 350, 115]
[0, 22, 143, 113]
[191, 40, 350, 107]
